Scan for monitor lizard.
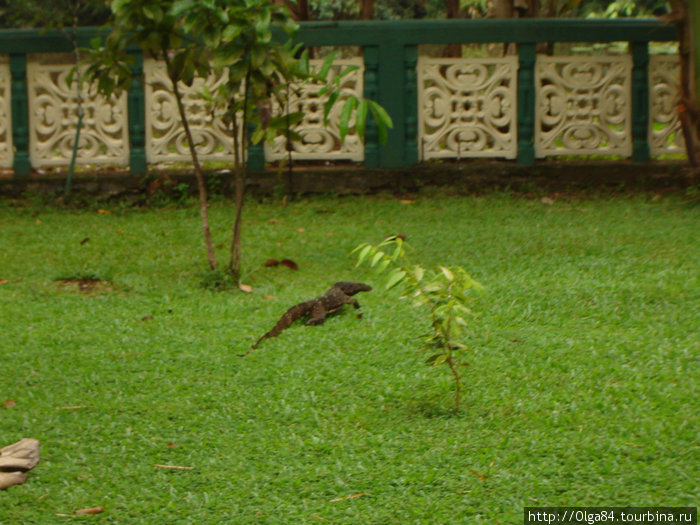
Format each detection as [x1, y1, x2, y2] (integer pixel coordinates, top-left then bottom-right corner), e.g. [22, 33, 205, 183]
[241, 281, 371, 355]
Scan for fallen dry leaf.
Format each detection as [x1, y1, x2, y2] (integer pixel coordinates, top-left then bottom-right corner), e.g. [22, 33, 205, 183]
[75, 506, 104, 515]
[57, 405, 90, 410]
[468, 469, 487, 480]
[268, 218, 279, 224]
[330, 493, 369, 503]
[97, 209, 112, 215]
[153, 464, 194, 470]
[265, 259, 280, 267]
[2, 400, 16, 408]
[141, 315, 154, 322]
[400, 199, 414, 204]
[310, 514, 329, 522]
[280, 259, 298, 270]
[0, 279, 8, 285]
[35, 218, 42, 225]
[540, 197, 555, 205]
[167, 442, 177, 448]
[79, 237, 90, 245]
[262, 295, 276, 301]
[239, 283, 253, 293]
[296, 227, 306, 233]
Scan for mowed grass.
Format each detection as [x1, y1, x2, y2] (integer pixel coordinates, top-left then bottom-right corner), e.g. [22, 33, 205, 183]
[0, 191, 697, 524]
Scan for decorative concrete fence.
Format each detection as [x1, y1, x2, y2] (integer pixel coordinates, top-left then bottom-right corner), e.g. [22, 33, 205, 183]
[0, 19, 682, 178]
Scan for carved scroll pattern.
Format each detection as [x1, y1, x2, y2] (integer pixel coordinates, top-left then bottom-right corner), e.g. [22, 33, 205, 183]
[0, 62, 12, 168]
[648, 55, 685, 156]
[144, 59, 243, 163]
[417, 56, 518, 160]
[26, 62, 129, 167]
[265, 58, 364, 162]
[535, 55, 632, 157]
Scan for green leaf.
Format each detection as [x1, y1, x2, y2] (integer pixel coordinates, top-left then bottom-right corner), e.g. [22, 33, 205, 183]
[171, 0, 196, 16]
[65, 67, 75, 89]
[385, 269, 406, 290]
[221, 23, 243, 42]
[333, 65, 360, 86]
[317, 50, 338, 81]
[356, 244, 373, 266]
[377, 259, 391, 273]
[370, 251, 384, 268]
[355, 99, 368, 142]
[413, 266, 424, 283]
[323, 90, 340, 126]
[250, 126, 265, 145]
[440, 266, 454, 282]
[338, 96, 357, 145]
[368, 100, 393, 145]
[425, 353, 447, 366]
[298, 49, 309, 77]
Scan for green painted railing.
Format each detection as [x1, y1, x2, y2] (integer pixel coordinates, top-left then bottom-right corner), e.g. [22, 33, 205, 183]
[0, 19, 678, 177]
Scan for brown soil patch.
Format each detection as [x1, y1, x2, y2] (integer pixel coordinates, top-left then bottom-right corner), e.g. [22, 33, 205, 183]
[56, 278, 114, 293]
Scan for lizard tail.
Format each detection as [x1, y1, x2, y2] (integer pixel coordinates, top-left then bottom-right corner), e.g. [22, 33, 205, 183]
[240, 303, 308, 356]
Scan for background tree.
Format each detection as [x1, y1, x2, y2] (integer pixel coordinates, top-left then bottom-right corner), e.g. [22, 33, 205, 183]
[175, 0, 392, 280]
[668, 0, 700, 167]
[86, 0, 218, 269]
[87, 0, 392, 282]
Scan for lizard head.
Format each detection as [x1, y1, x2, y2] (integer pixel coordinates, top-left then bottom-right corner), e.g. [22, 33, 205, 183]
[333, 281, 372, 295]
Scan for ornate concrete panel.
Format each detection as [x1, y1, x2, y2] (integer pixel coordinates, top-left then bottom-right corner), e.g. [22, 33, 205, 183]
[144, 59, 242, 163]
[535, 55, 632, 157]
[417, 56, 518, 160]
[0, 60, 12, 168]
[265, 58, 365, 162]
[26, 61, 129, 167]
[648, 55, 684, 156]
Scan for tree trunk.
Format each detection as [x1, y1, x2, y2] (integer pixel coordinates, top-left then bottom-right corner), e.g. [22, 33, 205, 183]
[359, 0, 374, 20]
[164, 53, 218, 270]
[229, 66, 253, 281]
[670, 0, 700, 166]
[443, 0, 462, 58]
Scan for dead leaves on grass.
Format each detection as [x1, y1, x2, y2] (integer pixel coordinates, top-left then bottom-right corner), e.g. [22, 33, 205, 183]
[264, 258, 299, 270]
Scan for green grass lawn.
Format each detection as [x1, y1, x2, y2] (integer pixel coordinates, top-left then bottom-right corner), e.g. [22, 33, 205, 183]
[0, 191, 698, 523]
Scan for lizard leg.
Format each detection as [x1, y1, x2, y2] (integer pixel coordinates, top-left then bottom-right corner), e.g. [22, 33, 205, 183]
[305, 303, 328, 325]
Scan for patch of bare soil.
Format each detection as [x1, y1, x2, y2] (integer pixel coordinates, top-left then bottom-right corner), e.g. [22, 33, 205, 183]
[56, 279, 114, 294]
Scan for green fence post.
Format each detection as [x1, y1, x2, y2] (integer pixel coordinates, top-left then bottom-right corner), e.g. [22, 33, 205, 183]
[9, 53, 31, 176]
[247, 123, 265, 172]
[128, 51, 147, 175]
[363, 45, 380, 169]
[378, 43, 406, 168]
[517, 43, 536, 166]
[403, 44, 419, 166]
[631, 41, 650, 162]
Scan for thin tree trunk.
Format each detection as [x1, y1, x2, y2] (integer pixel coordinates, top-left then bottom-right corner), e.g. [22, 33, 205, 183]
[64, 0, 83, 197]
[359, 0, 374, 20]
[229, 66, 253, 280]
[443, 0, 461, 58]
[670, 0, 700, 166]
[446, 353, 461, 411]
[163, 52, 218, 270]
